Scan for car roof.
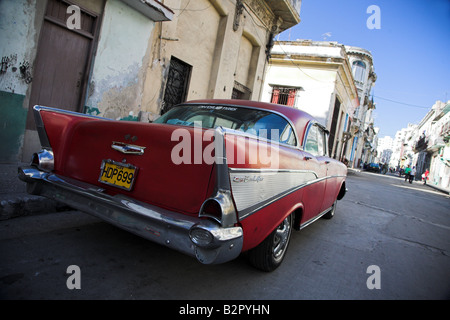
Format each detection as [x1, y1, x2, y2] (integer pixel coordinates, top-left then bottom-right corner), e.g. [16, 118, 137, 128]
[183, 99, 316, 143]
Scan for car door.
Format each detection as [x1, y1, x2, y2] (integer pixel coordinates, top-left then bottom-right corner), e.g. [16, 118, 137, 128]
[316, 126, 338, 212]
[301, 123, 327, 223]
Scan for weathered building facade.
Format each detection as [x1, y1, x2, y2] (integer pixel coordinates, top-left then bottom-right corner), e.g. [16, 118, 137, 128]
[1, 0, 174, 163]
[410, 100, 450, 191]
[0, 0, 302, 163]
[261, 40, 360, 161]
[387, 100, 450, 192]
[345, 46, 377, 168]
[140, 0, 301, 119]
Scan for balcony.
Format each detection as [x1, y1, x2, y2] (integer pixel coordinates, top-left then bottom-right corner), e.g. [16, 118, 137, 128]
[414, 135, 428, 152]
[265, 0, 301, 32]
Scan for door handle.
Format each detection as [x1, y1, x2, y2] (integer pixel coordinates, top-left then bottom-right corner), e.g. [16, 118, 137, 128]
[304, 156, 312, 161]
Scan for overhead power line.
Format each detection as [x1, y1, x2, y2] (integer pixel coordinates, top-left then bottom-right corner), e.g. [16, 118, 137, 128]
[373, 95, 430, 109]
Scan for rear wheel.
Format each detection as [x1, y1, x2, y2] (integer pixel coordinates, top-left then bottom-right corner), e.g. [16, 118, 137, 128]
[248, 214, 293, 272]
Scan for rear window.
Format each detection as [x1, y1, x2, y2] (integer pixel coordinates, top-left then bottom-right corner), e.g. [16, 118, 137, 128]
[154, 104, 297, 146]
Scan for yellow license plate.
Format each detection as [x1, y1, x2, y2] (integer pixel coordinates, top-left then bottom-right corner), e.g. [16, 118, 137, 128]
[99, 160, 137, 191]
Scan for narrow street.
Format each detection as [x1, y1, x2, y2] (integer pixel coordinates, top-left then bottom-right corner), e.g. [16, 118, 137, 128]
[1, 170, 449, 300]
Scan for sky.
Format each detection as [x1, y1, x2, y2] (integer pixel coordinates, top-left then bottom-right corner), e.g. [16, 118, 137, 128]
[276, 0, 450, 138]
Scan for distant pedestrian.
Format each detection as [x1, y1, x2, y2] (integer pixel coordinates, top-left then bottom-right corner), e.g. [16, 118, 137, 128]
[409, 166, 416, 184]
[404, 165, 411, 182]
[422, 169, 429, 185]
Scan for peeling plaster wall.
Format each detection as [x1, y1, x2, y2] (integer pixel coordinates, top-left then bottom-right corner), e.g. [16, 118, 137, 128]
[0, 0, 38, 95]
[85, 0, 155, 120]
[0, 0, 43, 162]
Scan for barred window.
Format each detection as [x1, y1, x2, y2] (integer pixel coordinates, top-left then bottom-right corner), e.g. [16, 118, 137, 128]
[270, 86, 298, 107]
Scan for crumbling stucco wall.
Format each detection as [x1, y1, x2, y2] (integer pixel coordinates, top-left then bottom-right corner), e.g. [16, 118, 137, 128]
[0, 0, 44, 162]
[85, 0, 155, 121]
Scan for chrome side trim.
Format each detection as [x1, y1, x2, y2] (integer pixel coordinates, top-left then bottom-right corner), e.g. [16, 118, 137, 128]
[33, 105, 107, 120]
[229, 168, 318, 175]
[229, 169, 317, 219]
[299, 206, 333, 229]
[229, 168, 346, 220]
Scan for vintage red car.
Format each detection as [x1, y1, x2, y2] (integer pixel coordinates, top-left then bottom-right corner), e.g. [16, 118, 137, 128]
[19, 99, 347, 271]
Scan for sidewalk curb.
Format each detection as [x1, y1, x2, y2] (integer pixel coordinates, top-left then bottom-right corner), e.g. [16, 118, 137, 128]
[347, 168, 450, 195]
[0, 193, 69, 221]
[425, 183, 450, 195]
[0, 163, 71, 221]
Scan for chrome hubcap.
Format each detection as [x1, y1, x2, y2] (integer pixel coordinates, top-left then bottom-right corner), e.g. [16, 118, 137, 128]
[273, 216, 291, 260]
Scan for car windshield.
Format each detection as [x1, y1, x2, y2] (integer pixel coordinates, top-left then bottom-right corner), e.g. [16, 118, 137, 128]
[154, 104, 297, 146]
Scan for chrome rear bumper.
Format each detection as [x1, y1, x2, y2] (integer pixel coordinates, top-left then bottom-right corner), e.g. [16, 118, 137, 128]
[18, 167, 243, 265]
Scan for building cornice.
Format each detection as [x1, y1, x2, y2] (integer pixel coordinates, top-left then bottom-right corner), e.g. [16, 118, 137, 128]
[345, 45, 373, 62]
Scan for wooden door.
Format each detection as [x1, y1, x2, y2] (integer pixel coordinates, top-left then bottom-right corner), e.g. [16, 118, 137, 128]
[27, 0, 98, 129]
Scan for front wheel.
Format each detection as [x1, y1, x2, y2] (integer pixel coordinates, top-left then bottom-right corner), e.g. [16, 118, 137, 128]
[322, 200, 337, 219]
[248, 214, 293, 272]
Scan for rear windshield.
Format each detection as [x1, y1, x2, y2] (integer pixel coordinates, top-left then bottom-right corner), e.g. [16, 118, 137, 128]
[154, 104, 297, 146]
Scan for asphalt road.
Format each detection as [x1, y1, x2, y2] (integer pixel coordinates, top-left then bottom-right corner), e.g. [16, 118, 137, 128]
[1, 170, 449, 301]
